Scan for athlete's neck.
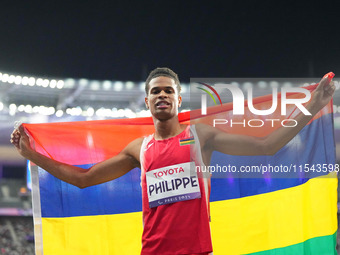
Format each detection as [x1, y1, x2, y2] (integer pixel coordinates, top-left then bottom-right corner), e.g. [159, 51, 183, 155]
[153, 117, 186, 140]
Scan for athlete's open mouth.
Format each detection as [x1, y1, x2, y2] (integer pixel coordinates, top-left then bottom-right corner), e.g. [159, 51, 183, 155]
[156, 101, 170, 108]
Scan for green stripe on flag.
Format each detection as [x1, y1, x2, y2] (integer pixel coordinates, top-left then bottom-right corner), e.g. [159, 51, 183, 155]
[247, 232, 337, 255]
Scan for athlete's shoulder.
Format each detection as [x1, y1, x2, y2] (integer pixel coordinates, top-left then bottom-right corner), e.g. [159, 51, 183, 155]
[193, 123, 223, 149]
[129, 137, 146, 150]
[131, 137, 145, 146]
[122, 137, 145, 164]
[194, 123, 215, 135]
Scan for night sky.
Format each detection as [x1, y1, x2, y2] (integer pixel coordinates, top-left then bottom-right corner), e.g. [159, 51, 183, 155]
[0, 1, 339, 82]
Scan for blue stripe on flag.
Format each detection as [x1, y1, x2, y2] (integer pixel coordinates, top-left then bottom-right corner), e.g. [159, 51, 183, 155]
[210, 113, 335, 202]
[40, 168, 142, 217]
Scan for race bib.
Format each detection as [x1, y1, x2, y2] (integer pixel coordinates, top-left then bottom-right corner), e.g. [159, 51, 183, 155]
[146, 162, 201, 208]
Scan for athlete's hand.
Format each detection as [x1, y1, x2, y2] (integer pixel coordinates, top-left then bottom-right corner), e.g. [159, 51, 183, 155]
[10, 124, 34, 159]
[311, 72, 336, 112]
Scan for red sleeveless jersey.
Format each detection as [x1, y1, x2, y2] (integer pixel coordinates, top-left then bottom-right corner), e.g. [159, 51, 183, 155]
[140, 126, 212, 255]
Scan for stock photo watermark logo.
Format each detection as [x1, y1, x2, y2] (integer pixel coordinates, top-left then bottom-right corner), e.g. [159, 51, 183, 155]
[197, 81, 312, 128]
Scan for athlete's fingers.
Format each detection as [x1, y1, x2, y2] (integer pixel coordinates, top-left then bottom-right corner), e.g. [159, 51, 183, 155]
[323, 71, 335, 81]
[10, 129, 20, 143]
[18, 124, 29, 139]
[315, 72, 335, 96]
[326, 83, 336, 96]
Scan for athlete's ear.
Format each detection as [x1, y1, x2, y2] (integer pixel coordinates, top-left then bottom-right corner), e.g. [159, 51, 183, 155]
[145, 97, 149, 109]
[178, 95, 182, 107]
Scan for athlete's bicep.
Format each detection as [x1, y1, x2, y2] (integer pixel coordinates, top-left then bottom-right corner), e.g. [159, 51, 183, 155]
[212, 132, 266, 155]
[196, 123, 266, 156]
[82, 137, 143, 187]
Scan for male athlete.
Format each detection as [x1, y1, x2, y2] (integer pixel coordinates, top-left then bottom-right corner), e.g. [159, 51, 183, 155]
[11, 68, 335, 255]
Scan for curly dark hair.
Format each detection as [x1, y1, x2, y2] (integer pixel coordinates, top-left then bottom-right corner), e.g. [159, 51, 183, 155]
[145, 67, 181, 95]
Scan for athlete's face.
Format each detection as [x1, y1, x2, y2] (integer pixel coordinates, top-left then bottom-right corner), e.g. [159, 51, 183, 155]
[145, 76, 182, 120]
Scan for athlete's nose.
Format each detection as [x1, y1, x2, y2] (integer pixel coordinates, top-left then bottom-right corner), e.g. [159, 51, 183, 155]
[158, 90, 168, 98]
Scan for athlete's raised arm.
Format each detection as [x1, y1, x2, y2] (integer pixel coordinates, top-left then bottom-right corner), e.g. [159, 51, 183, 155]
[196, 74, 335, 159]
[10, 125, 142, 188]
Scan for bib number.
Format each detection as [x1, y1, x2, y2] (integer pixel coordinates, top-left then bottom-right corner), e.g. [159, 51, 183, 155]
[146, 162, 201, 208]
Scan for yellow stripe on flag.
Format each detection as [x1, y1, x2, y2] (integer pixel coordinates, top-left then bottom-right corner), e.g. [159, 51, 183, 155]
[42, 211, 143, 255]
[210, 173, 338, 255]
[41, 174, 337, 255]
